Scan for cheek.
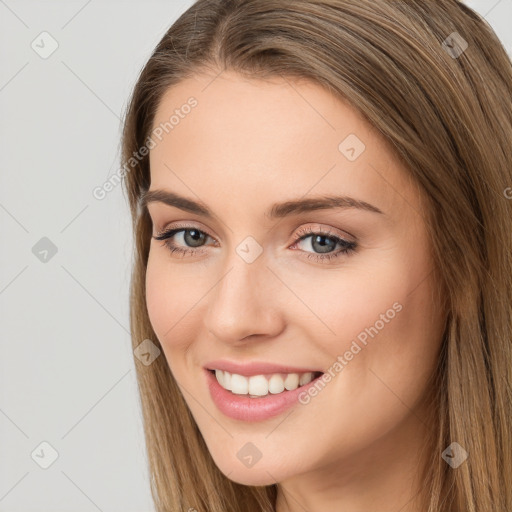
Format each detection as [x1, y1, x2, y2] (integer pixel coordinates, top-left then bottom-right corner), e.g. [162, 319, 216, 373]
[287, 277, 443, 468]
[307, 236, 443, 410]
[321, 257, 443, 423]
[145, 252, 171, 339]
[145, 248, 212, 374]
[144, 254, 195, 390]
[278, 250, 413, 351]
[145, 251, 191, 350]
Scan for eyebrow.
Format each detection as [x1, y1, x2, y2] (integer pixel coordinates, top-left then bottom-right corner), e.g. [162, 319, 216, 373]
[140, 189, 384, 218]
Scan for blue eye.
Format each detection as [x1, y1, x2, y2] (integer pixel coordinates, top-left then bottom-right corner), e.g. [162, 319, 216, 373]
[291, 226, 357, 262]
[153, 225, 357, 263]
[153, 227, 213, 258]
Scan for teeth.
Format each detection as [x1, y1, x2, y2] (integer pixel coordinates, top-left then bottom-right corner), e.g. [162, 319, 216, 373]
[248, 375, 268, 396]
[223, 371, 232, 391]
[230, 373, 248, 394]
[299, 372, 314, 386]
[213, 369, 318, 397]
[268, 374, 285, 394]
[284, 373, 299, 390]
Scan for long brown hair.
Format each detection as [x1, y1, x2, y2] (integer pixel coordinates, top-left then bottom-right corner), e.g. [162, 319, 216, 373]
[121, 1, 512, 510]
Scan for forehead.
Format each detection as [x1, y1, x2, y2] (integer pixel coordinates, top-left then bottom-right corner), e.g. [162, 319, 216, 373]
[148, 71, 421, 222]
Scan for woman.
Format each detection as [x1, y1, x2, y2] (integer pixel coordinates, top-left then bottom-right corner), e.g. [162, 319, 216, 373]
[121, 1, 512, 510]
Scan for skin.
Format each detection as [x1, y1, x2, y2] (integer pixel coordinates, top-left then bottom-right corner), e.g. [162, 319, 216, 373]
[145, 70, 447, 512]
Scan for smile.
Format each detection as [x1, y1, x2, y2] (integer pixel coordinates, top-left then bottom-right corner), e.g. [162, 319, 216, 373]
[205, 368, 325, 422]
[211, 369, 323, 398]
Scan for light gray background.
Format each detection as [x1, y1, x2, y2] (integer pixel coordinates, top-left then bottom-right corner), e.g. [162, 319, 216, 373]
[0, 1, 510, 511]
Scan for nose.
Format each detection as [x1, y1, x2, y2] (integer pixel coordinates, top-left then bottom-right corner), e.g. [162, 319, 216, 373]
[203, 254, 285, 344]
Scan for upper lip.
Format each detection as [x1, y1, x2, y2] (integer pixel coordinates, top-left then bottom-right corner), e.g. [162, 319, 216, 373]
[204, 359, 323, 377]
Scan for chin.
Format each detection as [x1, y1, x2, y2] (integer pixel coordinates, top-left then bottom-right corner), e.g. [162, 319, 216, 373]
[220, 465, 282, 486]
[208, 445, 301, 486]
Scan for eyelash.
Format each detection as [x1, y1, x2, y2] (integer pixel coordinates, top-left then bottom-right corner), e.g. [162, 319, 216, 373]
[152, 224, 357, 263]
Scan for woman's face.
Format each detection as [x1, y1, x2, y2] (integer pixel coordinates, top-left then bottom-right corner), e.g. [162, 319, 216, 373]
[145, 70, 446, 487]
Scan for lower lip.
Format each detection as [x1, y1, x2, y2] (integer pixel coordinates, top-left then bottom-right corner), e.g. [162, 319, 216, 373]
[205, 368, 323, 422]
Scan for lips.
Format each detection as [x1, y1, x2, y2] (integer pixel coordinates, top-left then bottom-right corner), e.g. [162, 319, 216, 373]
[204, 359, 323, 377]
[205, 367, 325, 421]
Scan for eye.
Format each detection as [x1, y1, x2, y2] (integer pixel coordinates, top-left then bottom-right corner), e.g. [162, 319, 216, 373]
[153, 225, 215, 258]
[290, 225, 357, 263]
[152, 224, 357, 263]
